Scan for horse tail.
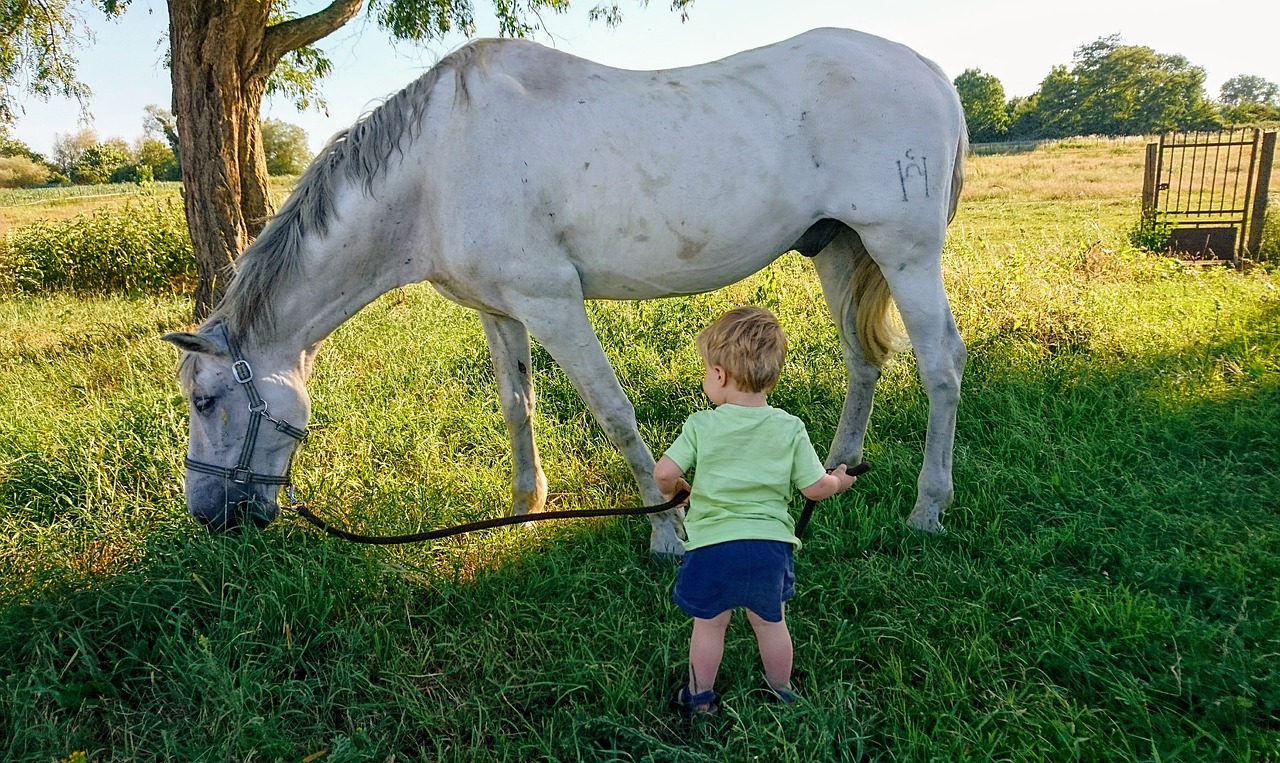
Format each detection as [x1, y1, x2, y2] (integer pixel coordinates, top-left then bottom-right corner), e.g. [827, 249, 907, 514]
[917, 51, 968, 224]
[948, 109, 968, 224]
[851, 234, 902, 368]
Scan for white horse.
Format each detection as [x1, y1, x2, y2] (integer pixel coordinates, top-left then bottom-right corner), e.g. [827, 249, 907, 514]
[162, 28, 968, 555]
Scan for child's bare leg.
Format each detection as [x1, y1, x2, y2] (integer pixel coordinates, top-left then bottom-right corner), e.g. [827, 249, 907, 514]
[688, 610, 733, 697]
[747, 608, 793, 690]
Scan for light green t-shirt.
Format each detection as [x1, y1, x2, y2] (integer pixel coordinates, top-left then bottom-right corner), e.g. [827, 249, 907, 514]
[663, 403, 828, 551]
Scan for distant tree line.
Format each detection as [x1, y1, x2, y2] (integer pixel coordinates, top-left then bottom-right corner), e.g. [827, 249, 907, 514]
[0, 110, 311, 189]
[955, 35, 1280, 143]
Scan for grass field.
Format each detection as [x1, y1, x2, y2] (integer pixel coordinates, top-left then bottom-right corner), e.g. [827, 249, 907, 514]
[1, 140, 1278, 761]
[0, 178, 299, 235]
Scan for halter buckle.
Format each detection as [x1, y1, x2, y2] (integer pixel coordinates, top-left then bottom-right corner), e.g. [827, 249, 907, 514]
[230, 466, 253, 484]
[232, 359, 254, 384]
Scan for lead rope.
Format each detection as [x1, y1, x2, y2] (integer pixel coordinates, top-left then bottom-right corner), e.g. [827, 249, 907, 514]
[288, 460, 870, 545]
[794, 461, 872, 538]
[287, 488, 690, 546]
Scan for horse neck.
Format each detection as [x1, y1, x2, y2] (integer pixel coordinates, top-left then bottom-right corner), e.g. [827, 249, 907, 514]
[271, 226, 419, 352]
[237, 155, 429, 355]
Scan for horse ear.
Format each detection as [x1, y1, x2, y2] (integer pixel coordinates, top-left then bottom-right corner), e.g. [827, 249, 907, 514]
[161, 331, 226, 357]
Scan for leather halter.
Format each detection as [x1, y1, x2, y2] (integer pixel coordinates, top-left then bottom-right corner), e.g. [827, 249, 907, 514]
[182, 325, 308, 487]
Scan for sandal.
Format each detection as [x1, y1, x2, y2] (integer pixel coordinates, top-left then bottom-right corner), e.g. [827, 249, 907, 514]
[763, 678, 798, 705]
[670, 684, 718, 716]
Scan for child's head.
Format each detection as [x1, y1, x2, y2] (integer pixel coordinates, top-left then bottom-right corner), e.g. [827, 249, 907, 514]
[696, 306, 787, 393]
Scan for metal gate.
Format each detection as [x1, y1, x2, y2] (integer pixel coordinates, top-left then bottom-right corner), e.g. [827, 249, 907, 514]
[1142, 128, 1276, 266]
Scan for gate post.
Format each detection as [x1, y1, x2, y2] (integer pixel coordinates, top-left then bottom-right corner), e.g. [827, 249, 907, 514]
[1142, 141, 1159, 214]
[1246, 131, 1276, 257]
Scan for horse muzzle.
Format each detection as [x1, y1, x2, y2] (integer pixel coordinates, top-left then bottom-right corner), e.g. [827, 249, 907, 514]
[187, 477, 280, 531]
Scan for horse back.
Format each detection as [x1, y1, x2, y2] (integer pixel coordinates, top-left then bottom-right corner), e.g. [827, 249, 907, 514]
[414, 29, 964, 298]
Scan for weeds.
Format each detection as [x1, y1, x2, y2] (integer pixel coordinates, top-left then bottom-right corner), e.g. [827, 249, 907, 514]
[1128, 210, 1175, 253]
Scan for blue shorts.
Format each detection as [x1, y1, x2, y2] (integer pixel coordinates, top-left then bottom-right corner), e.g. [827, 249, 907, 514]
[673, 539, 795, 622]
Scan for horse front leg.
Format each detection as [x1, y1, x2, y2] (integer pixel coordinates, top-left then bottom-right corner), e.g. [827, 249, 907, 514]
[812, 232, 882, 469]
[479, 312, 548, 516]
[514, 296, 686, 559]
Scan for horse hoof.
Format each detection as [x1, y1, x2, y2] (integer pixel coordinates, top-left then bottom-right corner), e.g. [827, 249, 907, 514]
[905, 510, 943, 533]
[649, 530, 686, 559]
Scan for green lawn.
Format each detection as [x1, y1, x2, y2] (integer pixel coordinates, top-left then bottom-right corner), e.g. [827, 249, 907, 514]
[1, 141, 1277, 761]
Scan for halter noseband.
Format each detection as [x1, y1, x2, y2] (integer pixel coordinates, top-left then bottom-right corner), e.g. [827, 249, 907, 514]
[183, 325, 309, 488]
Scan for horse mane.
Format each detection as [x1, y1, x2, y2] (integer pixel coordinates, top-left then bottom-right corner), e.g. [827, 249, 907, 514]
[210, 39, 503, 345]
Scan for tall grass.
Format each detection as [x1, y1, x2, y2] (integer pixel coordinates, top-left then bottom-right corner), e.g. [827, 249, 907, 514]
[0, 142, 1278, 761]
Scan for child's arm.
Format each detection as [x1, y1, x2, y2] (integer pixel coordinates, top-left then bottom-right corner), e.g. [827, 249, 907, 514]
[654, 455, 691, 500]
[800, 463, 857, 501]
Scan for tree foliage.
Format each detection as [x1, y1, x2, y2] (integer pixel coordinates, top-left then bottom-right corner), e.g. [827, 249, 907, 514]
[1216, 74, 1280, 123]
[51, 127, 98, 175]
[265, 8, 336, 113]
[963, 36, 1228, 141]
[1220, 100, 1280, 124]
[2, 1, 89, 123]
[143, 105, 179, 152]
[954, 68, 1008, 143]
[1035, 36, 1220, 136]
[1, 132, 38, 158]
[131, 136, 180, 181]
[69, 140, 129, 184]
[261, 118, 310, 175]
[1218, 74, 1280, 107]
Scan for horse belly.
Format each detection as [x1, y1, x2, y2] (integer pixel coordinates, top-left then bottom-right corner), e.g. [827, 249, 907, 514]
[546, 171, 809, 299]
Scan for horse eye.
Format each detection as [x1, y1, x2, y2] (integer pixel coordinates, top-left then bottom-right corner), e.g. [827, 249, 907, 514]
[193, 395, 217, 414]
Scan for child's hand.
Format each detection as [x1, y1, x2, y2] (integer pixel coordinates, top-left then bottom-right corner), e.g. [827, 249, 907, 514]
[654, 455, 690, 502]
[801, 464, 857, 501]
[672, 478, 692, 503]
[828, 464, 858, 493]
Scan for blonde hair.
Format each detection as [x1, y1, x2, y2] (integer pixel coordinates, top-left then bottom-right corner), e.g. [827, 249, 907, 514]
[696, 306, 787, 393]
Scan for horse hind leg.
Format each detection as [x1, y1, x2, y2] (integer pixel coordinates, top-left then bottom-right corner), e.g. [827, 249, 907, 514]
[857, 226, 966, 533]
[479, 312, 548, 516]
[811, 228, 886, 472]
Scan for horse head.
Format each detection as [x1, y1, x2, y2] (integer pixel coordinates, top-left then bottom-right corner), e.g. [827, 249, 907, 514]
[161, 324, 312, 531]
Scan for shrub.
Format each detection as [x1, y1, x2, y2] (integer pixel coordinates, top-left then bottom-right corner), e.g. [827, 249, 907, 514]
[0, 155, 52, 187]
[0, 200, 194, 294]
[109, 164, 141, 184]
[133, 137, 180, 181]
[69, 143, 132, 185]
[1128, 210, 1174, 252]
[263, 118, 311, 175]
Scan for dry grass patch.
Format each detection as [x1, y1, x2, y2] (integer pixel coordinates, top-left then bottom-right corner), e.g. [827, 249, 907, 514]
[963, 139, 1149, 206]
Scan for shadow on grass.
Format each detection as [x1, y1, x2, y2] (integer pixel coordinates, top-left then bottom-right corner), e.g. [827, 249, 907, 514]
[2, 296, 1277, 760]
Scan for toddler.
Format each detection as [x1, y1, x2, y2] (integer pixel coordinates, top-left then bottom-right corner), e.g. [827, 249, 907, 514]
[655, 306, 857, 714]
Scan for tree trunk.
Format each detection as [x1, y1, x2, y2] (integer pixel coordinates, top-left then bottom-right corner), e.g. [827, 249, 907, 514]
[169, 1, 270, 319]
[167, 0, 364, 320]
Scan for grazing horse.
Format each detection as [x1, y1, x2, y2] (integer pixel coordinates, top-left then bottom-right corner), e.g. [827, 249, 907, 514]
[162, 28, 968, 556]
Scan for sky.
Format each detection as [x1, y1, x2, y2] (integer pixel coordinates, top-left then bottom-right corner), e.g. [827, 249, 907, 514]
[8, 0, 1280, 158]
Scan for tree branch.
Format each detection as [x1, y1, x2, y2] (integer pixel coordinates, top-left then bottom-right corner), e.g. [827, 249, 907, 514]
[260, 0, 364, 66]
